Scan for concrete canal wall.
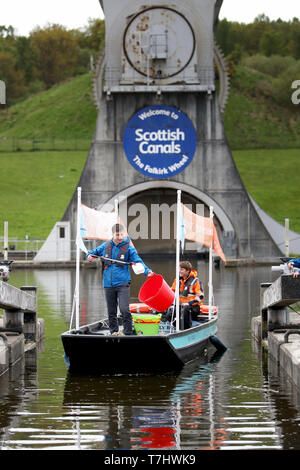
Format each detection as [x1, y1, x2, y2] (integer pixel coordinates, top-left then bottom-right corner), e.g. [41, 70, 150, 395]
[252, 275, 300, 391]
[0, 281, 45, 376]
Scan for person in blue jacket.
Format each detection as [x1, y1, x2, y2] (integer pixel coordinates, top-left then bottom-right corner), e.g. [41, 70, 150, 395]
[288, 258, 300, 277]
[87, 223, 153, 335]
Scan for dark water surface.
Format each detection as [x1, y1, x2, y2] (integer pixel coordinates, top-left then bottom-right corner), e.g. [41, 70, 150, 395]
[1, 259, 300, 450]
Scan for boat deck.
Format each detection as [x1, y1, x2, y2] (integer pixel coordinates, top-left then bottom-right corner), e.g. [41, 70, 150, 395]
[70, 316, 212, 337]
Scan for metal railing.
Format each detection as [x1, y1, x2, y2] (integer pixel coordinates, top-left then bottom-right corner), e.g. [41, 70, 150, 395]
[0, 237, 45, 255]
[104, 65, 215, 89]
[0, 137, 91, 153]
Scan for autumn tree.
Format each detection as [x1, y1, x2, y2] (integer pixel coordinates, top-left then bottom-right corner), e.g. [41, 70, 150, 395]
[30, 24, 80, 88]
[0, 50, 26, 104]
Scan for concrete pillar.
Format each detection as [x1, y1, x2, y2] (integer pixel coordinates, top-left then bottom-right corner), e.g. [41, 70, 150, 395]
[267, 306, 290, 332]
[3, 309, 24, 331]
[260, 282, 271, 340]
[21, 286, 38, 342]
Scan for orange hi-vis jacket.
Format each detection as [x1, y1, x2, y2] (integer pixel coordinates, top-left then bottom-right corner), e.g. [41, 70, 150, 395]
[171, 270, 204, 306]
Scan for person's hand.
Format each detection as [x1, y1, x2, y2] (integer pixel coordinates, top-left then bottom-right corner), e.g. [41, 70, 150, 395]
[292, 270, 299, 278]
[87, 255, 96, 262]
[288, 262, 294, 270]
[147, 270, 154, 277]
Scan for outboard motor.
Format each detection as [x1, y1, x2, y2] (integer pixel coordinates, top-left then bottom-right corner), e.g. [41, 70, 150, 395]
[0, 260, 13, 282]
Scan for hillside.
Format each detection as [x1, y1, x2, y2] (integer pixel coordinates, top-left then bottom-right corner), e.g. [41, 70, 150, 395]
[1, 67, 300, 150]
[0, 73, 97, 144]
[0, 67, 300, 241]
[223, 65, 300, 149]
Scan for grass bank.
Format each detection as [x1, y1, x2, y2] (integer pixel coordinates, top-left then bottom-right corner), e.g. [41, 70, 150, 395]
[0, 150, 86, 239]
[0, 67, 299, 241]
[223, 66, 300, 149]
[0, 148, 299, 240]
[0, 73, 97, 141]
[232, 148, 300, 234]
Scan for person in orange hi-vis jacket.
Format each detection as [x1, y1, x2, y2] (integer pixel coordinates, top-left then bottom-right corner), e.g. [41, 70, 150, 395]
[170, 261, 204, 330]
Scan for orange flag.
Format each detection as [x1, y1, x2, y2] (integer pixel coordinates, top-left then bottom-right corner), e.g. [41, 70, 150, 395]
[80, 204, 133, 244]
[181, 203, 226, 262]
[181, 203, 213, 247]
[80, 204, 119, 240]
[212, 224, 226, 263]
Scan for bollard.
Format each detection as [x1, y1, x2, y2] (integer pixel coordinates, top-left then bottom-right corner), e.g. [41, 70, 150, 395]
[260, 282, 271, 340]
[267, 306, 290, 332]
[21, 286, 38, 342]
[3, 309, 24, 332]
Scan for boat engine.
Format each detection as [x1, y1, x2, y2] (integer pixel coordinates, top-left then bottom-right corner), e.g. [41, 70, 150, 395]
[0, 260, 13, 282]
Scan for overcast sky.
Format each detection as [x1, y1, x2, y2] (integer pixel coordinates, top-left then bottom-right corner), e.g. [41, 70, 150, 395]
[1, 0, 300, 36]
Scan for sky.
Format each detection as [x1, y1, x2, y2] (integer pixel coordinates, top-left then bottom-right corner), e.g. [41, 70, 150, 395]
[1, 0, 300, 36]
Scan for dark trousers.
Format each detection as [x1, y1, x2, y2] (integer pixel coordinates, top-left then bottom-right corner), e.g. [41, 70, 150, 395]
[104, 284, 133, 335]
[181, 304, 200, 329]
[163, 304, 200, 330]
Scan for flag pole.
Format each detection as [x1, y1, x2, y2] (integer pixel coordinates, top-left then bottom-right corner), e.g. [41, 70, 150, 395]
[114, 198, 119, 221]
[175, 190, 181, 332]
[75, 186, 82, 330]
[208, 205, 214, 320]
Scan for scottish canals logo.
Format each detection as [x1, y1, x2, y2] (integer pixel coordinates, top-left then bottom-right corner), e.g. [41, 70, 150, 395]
[123, 105, 197, 178]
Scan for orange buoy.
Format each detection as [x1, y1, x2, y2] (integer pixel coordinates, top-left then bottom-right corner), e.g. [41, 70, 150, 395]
[199, 305, 218, 315]
[129, 303, 154, 313]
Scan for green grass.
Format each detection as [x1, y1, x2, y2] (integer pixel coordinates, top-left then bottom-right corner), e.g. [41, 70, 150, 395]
[0, 72, 97, 239]
[223, 66, 300, 149]
[0, 150, 87, 239]
[0, 66, 300, 241]
[1, 148, 299, 240]
[0, 73, 97, 140]
[233, 148, 300, 233]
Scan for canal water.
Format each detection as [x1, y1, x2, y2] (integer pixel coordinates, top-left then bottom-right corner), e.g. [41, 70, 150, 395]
[1, 259, 300, 451]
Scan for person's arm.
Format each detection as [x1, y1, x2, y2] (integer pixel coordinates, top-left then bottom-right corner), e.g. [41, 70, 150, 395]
[288, 257, 300, 269]
[188, 279, 204, 305]
[287, 258, 300, 277]
[128, 246, 153, 276]
[86, 242, 106, 261]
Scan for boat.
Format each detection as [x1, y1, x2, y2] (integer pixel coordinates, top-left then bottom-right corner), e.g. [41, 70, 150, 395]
[61, 188, 227, 375]
[61, 305, 225, 374]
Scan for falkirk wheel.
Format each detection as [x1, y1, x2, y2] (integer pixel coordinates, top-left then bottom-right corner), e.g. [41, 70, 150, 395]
[62, 0, 280, 259]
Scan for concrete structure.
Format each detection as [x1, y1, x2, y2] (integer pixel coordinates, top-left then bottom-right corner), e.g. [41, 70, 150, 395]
[252, 274, 300, 390]
[0, 80, 5, 105]
[0, 281, 44, 376]
[60, 0, 281, 259]
[34, 222, 71, 263]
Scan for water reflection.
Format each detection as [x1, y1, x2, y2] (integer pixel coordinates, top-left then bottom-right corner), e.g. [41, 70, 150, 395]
[1, 261, 300, 449]
[63, 357, 227, 450]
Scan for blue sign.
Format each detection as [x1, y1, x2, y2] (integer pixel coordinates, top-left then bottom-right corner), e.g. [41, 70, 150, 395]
[123, 105, 197, 179]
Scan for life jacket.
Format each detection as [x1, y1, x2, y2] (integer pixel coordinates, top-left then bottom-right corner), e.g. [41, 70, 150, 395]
[172, 270, 204, 306]
[103, 240, 130, 267]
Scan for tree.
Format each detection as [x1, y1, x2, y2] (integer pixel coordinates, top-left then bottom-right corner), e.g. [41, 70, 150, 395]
[30, 24, 80, 88]
[0, 50, 26, 104]
[15, 36, 36, 84]
[78, 18, 105, 53]
[259, 30, 285, 56]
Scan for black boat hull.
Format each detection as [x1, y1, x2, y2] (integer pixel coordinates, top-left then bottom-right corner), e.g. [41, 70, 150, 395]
[61, 318, 219, 375]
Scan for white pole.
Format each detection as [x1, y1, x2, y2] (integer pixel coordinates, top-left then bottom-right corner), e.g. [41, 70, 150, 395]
[285, 218, 289, 257]
[208, 206, 214, 320]
[75, 187, 82, 330]
[4, 221, 8, 260]
[115, 198, 121, 318]
[175, 190, 181, 332]
[114, 199, 119, 221]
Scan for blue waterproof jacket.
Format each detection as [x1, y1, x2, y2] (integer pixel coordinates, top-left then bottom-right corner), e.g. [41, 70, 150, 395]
[289, 257, 300, 271]
[87, 237, 150, 287]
